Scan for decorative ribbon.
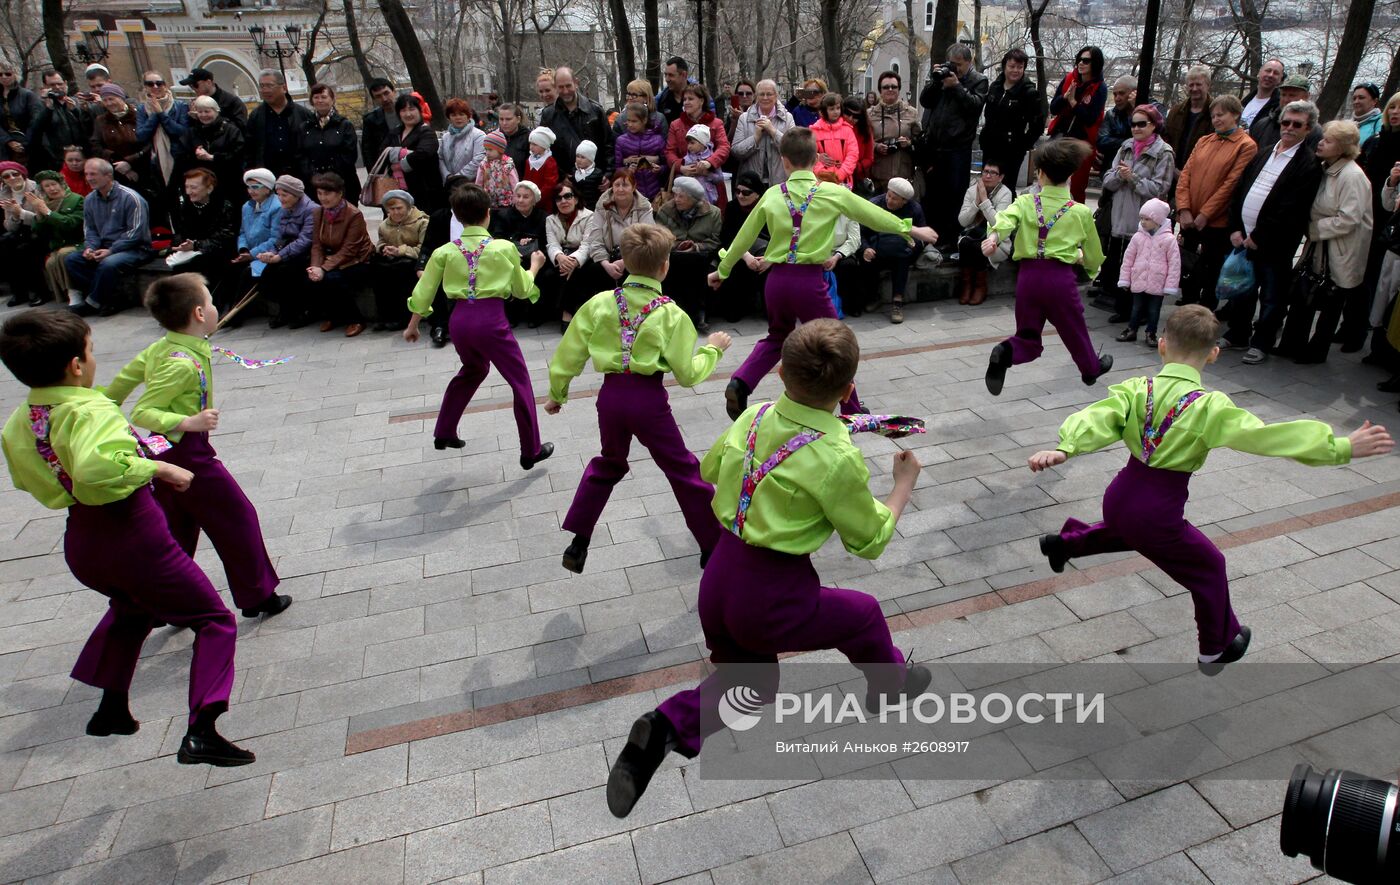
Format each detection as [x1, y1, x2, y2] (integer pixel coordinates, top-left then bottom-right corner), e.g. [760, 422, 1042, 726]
[840, 414, 927, 438]
[170, 348, 295, 412]
[613, 282, 671, 374]
[731, 402, 824, 537]
[1032, 193, 1075, 259]
[211, 346, 294, 370]
[1140, 378, 1204, 464]
[453, 236, 492, 300]
[779, 182, 821, 264]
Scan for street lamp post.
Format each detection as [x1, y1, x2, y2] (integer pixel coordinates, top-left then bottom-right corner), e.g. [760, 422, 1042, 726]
[73, 29, 111, 65]
[248, 24, 303, 85]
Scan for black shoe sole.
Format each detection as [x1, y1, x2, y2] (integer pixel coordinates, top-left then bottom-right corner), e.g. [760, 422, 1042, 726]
[1083, 353, 1114, 385]
[724, 382, 747, 421]
[985, 343, 1010, 396]
[86, 715, 139, 737]
[177, 746, 256, 767]
[1039, 534, 1068, 573]
[434, 438, 466, 450]
[607, 714, 660, 819]
[521, 441, 554, 470]
[1199, 626, 1251, 675]
[242, 594, 292, 620]
[865, 662, 933, 714]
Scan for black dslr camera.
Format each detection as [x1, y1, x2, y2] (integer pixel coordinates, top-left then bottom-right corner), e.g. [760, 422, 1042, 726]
[1282, 763, 1399, 883]
[931, 64, 954, 82]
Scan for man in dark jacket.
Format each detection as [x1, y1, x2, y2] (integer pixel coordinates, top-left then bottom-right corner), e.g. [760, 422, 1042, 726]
[180, 68, 247, 133]
[1163, 66, 1213, 171]
[979, 49, 1043, 192]
[246, 69, 315, 179]
[359, 78, 400, 170]
[1220, 100, 1324, 359]
[1096, 76, 1138, 170]
[538, 67, 613, 179]
[0, 63, 43, 164]
[28, 69, 93, 172]
[1248, 74, 1320, 151]
[917, 43, 987, 247]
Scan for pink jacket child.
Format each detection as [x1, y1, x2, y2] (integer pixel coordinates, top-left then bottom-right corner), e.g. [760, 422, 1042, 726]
[1116, 197, 1181, 342]
[476, 130, 519, 208]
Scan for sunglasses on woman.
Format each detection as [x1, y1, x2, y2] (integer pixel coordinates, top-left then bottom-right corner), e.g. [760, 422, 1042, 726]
[1077, 57, 1093, 65]
[558, 192, 577, 200]
[735, 187, 756, 196]
[145, 79, 165, 87]
[1130, 120, 1151, 128]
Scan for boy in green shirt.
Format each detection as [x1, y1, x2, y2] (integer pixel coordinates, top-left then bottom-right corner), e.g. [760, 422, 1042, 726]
[707, 127, 938, 419]
[606, 320, 931, 818]
[103, 273, 292, 620]
[980, 138, 1113, 395]
[1030, 306, 1393, 671]
[545, 224, 732, 573]
[406, 183, 555, 470]
[0, 309, 253, 766]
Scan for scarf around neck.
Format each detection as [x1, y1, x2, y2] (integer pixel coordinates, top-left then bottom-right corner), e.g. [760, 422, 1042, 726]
[148, 92, 176, 185]
[1132, 133, 1158, 159]
[527, 150, 551, 171]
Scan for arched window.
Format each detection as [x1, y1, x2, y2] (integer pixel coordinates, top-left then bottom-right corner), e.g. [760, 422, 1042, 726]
[925, 1, 934, 28]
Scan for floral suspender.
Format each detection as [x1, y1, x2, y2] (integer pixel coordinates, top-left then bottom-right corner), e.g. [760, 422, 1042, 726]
[613, 283, 672, 374]
[168, 351, 209, 410]
[731, 403, 824, 536]
[1140, 378, 1204, 465]
[779, 182, 821, 264]
[452, 236, 493, 300]
[1032, 193, 1076, 259]
[29, 406, 168, 496]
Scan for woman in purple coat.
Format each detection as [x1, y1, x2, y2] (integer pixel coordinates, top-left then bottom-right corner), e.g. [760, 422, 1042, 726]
[614, 103, 667, 201]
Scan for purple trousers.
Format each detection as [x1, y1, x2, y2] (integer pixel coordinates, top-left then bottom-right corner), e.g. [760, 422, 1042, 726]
[733, 264, 864, 415]
[1058, 456, 1239, 656]
[562, 372, 720, 554]
[656, 531, 905, 756]
[154, 431, 278, 610]
[435, 297, 542, 459]
[66, 486, 237, 723]
[1004, 258, 1102, 377]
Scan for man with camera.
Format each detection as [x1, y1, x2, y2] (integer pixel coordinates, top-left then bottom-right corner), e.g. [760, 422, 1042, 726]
[918, 44, 988, 248]
[30, 69, 93, 173]
[0, 62, 42, 166]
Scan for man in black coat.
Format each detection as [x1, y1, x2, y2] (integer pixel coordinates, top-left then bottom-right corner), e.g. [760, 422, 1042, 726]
[360, 78, 401, 170]
[246, 70, 314, 179]
[1220, 100, 1324, 359]
[28, 69, 94, 172]
[979, 49, 1044, 193]
[917, 43, 988, 248]
[538, 66, 613, 179]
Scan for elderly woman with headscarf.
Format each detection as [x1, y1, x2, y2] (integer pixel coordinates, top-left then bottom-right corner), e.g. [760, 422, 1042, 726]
[716, 168, 770, 320]
[656, 175, 723, 331]
[3, 168, 83, 306]
[221, 167, 282, 317]
[546, 180, 595, 332]
[1100, 103, 1176, 325]
[91, 83, 146, 189]
[730, 79, 793, 186]
[181, 94, 245, 205]
[370, 188, 429, 332]
[258, 174, 318, 328]
[491, 180, 550, 327]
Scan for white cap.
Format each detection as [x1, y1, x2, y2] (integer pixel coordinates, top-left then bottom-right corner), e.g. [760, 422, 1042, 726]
[685, 123, 711, 148]
[528, 127, 556, 149]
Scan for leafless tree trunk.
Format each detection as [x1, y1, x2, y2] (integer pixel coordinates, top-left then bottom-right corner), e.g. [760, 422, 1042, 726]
[378, 0, 446, 123]
[820, 0, 849, 90]
[1232, 0, 1265, 87]
[1136, 0, 1161, 103]
[1386, 44, 1400, 100]
[904, 0, 921, 104]
[644, 0, 661, 88]
[1163, 0, 1198, 102]
[301, 1, 328, 88]
[930, 0, 959, 66]
[973, 0, 983, 68]
[704, 0, 719, 95]
[42, 0, 72, 86]
[1026, 0, 1052, 112]
[1316, 0, 1377, 119]
[607, 0, 636, 90]
[341, 0, 375, 92]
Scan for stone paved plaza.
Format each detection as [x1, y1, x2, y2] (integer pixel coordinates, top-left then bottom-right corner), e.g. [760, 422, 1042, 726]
[1, 272, 1398, 884]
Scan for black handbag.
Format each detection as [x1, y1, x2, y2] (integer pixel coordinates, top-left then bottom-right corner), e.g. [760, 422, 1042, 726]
[1290, 242, 1336, 311]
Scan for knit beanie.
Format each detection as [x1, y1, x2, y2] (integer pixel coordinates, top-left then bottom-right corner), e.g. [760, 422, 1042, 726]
[273, 175, 305, 197]
[98, 83, 126, 100]
[382, 189, 415, 208]
[685, 123, 711, 148]
[576, 140, 598, 162]
[672, 176, 706, 201]
[515, 180, 541, 201]
[529, 127, 557, 149]
[887, 177, 915, 200]
[484, 130, 508, 154]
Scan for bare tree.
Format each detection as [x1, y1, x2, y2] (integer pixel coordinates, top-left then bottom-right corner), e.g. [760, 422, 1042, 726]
[378, 0, 446, 122]
[42, 0, 72, 86]
[644, 0, 661, 87]
[820, 0, 849, 90]
[607, 0, 637, 89]
[1025, 0, 1054, 108]
[904, 0, 922, 105]
[1137, 0, 1162, 102]
[302, 0, 330, 88]
[341, 0, 375, 91]
[1317, 0, 1379, 119]
[0, 0, 46, 80]
[929, 0, 959, 65]
[1387, 43, 1400, 98]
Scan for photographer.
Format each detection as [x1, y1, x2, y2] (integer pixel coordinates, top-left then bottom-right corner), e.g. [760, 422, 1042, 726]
[868, 70, 920, 195]
[0, 62, 42, 165]
[29, 70, 92, 173]
[918, 44, 988, 247]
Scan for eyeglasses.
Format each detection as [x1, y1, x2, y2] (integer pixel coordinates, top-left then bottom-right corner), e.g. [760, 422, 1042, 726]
[558, 192, 576, 200]
[880, 84, 899, 91]
[246, 183, 267, 190]
[144, 80, 165, 87]
[1279, 119, 1307, 129]
[1077, 57, 1093, 64]
[735, 187, 756, 196]
[626, 91, 647, 97]
[1130, 120, 1151, 128]
[735, 90, 753, 97]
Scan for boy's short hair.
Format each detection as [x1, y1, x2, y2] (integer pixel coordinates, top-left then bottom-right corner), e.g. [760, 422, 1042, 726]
[0, 308, 90, 388]
[781, 319, 859, 402]
[1033, 138, 1093, 185]
[449, 183, 492, 225]
[1163, 305, 1220, 356]
[620, 223, 675, 278]
[144, 272, 209, 331]
[780, 127, 818, 168]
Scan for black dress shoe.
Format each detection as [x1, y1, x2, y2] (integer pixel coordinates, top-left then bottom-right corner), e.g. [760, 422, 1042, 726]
[86, 708, 139, 736]
[6, 294, 26, 307]
[1339, 339, 1365, 354]
[985, 342, 1011, 396]
[97, 303, 122, 317]
[70, 302, 97, 317]
[287, 317, 310, 330]
[1083, 352, 1113, 385]
[521, 441, 554, 470]
[865, 660, 933, 715]
[241, 593, 292, 620]
[430, 326, 449, 348]
[177, 730, 256, 767]
[1198, 626, 1251, 675]
[724, 378, 749, 420]
[607, 711, 678, 818]
[1040, 534, 1069, 573]
[562, 535, 589, 573]
[1377, 376, 1400, 394]
[434, 437, 466, 450]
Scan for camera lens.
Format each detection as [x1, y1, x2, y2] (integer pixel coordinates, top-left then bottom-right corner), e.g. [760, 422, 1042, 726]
[1281, 763, 1400, 884]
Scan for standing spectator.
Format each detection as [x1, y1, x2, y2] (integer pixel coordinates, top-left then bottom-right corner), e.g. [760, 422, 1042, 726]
[476, 130, 519, 207]
[788, 79, 827, 127]
[868, 70, 920, 194]
[90, 85, 145, 190]
[305, 172, 373, 337]
[179, 67, 247, 133]
[369, 189, 428, 331]
[167, 168, 239, 291]
[1096, 76, 1138, 172]
[730, 79, 793, 185]
[14, 170, 84, 305]
[956, 161, 1013, 305]
[246, 69, 314, 178]
[843, 97, 875, 190]
[385, 94, 442, 212]
[811, 93, 859, 185]
[78, 64, 111, 103]
[1278, 121, 1372, 363]
[1220, 101, 1322, 361]
[979, 49, 1044, 192]
[1099, 104, 1175, 322]
[360, 78, 401, 171]
[439, 97, 486, 183]
[259, 175, 317, 328]
[613, 80, 667, 138]
[1176, 95, 1257, 310]
[859, 176, 926, 324]
[570, 139, 604, 208]
[1164, 65, 1213, 171]
[0, 61, 41, 165]
[1362, 92, 1400, 366]
[64, 158, 152, 316]
[680, 124, 725, 202]
[1353, 84, 1383, 145]
[539, 66, 613, 179]
[535, 69, 557, 108]
[299, 84, 360, 206]
[545, 181, 594, 331]
[30, 69, 92, 172]
[665, 84, 730, 209]
[616, 103, 667, 201]
[919, 43, 988, 244]
[1250, 75, 1319, 150]
[524, 127, 559, 214]
[181, 95, 245, 205]
[495, 102, 532, 175]
[716, 168, 768, 320]
[657, 57, 694, 128]
[726, 79, 756, 146]
[135, 70, 191, 219]
[1241, 58, 1284, 128]
[1047, 45, 1107, 201]
[656, 175, 723, 330]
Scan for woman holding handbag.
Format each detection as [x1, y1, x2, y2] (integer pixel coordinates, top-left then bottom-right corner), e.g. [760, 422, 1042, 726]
[1279, 121, 1373, 363]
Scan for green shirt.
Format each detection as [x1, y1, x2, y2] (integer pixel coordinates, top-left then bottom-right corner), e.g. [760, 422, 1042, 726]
[408, 225, 539, 317]
[2, 386, 160, 510]
[1055, 363, 1353, 471]
[103, 331, 211, 443]
[716, 170, 914, 279]
[989, 183, 1105, 277]
[702, 394, 895, 558]
[547, 275, 723, 404]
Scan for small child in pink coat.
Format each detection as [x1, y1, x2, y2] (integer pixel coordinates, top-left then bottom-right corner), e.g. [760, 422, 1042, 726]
[1115, 197, 1180, 347]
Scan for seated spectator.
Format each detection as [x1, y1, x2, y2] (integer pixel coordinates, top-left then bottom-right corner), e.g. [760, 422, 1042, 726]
[181, 95, 245, 206]
[491, 180, 549, 326]
[571, 140, 605, 209]
[61, 146, 91, 195]
[859, 176, 925, 324]
[811, 93, 859, 185]
[223, 167, 281, 318]
[616, 103, 667, 202]
[5, 170, 84, 306]
[829, 211, 864, 317]
[716, 169, 769, 320]
[370, 189, 428, 332]
[956, 161, 1014, 305]
[260, 175, 317, 328]
[385, 94, 442, 212]
[524, 127, 559, 214]
[546, 181, 595, 332]
[439, 97, 486, 183]
[583, 169, 654, 293]
[64, 158, 152, 316]
[167, 169, 238, 292]
[300, 84, 361, 206]
[0, 161, 41, 304]
[304, 172, 373, 337]
[655, 175, 722, 331]
[681, 124, 725, 203]
[90, 85, 146, 192]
